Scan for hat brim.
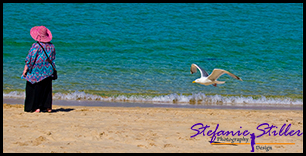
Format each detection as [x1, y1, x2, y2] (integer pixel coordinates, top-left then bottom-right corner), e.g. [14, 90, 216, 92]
[30, 26, 52, 42]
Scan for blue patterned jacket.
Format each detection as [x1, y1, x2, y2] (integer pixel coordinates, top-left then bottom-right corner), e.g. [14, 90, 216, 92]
[23, 42, 56, 84]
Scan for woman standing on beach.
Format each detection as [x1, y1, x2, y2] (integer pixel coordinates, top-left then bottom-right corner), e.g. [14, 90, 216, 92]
[21, 26, 56, 113]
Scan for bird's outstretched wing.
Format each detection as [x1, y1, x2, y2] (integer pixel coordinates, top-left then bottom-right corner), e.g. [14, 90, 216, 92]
[190, 64, 209, 77]
[207, 69, 243, 81]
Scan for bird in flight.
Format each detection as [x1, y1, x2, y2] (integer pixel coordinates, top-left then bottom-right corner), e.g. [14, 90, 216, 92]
[190, 63, 243, 87]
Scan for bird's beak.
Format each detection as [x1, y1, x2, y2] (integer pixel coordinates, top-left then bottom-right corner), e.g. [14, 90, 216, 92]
[192, 81, 196, 83]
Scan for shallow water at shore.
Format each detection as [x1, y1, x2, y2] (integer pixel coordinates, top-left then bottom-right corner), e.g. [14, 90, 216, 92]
[3, 96, 303, 111]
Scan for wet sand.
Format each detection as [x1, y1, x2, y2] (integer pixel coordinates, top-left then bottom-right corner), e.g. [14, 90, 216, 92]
[3, 103, 303, 153]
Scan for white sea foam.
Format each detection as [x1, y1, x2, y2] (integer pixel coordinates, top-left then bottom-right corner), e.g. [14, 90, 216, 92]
[3, 91, 25, 99]
[3, 91, 303, 106]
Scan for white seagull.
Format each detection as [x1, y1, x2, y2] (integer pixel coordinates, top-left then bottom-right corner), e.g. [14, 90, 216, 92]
[190, 64, 243, 87]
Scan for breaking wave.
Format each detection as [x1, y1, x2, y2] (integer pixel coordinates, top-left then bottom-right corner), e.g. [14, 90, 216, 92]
[3, 91, 303, 106]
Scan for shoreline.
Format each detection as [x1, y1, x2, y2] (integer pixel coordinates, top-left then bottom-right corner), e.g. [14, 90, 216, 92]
[3, 103, 303, 153]
[3, 98, 303, 111]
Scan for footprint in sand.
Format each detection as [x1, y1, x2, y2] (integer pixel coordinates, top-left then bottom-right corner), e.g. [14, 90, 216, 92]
[14, 136, 47, 146]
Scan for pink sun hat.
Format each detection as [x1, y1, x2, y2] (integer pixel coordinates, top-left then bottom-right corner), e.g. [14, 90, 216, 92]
[30, 26, 52, 42]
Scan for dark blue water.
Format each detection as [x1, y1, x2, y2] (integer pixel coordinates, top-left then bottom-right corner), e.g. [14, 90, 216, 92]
[3, 3, 303, 106]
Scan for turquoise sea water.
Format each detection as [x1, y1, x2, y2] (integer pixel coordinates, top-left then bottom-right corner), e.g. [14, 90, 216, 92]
[3, 3, 303, 106]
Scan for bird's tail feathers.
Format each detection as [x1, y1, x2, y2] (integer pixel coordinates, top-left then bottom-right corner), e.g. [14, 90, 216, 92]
[215, 81, 225, 84]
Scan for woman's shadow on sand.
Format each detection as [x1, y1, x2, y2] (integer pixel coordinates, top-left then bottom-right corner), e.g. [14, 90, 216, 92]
[42, 108, 75, 113]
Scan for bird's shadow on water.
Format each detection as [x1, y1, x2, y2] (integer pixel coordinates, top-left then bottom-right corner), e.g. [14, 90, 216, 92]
[41, 108, 75, 113]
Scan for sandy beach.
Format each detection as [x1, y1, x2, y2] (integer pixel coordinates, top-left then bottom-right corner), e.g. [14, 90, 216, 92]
[3, 103, 303, 153]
